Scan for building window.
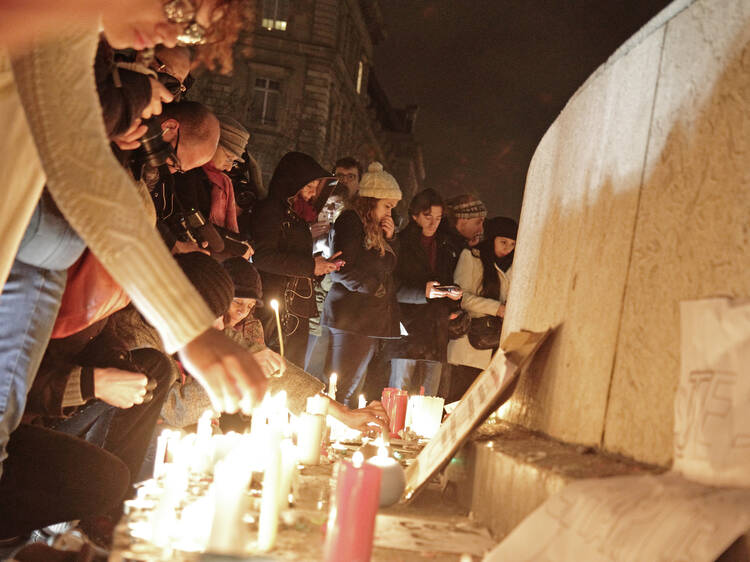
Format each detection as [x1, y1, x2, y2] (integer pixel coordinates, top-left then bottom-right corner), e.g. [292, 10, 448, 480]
[262, 0, 289, 31]
[355, 60, 364, 94]
[252, 78, 280, 124]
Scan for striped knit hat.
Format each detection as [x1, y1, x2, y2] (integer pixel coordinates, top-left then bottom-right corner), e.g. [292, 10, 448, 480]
[449, 199, 487, 220]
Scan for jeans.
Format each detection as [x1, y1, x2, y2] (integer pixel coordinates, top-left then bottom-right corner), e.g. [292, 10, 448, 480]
[304, 326, 331, 382]
[51, 348, 173, 486]
[0, 193, 85, 479]
[389, 359, 442, 396]
[326, 329, 379, 407]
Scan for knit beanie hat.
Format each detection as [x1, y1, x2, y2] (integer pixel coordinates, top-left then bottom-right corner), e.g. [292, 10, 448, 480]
[484, 216, 518, 241]
[358, 162, 402, 200]
[448, 198, 487, 220]
[222, 257, 264, 306]
[175, 252, 234, 318]
[216, 114, 250, 157]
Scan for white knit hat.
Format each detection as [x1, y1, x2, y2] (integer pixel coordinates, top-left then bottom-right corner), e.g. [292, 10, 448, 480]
[358, 162, 402, 201]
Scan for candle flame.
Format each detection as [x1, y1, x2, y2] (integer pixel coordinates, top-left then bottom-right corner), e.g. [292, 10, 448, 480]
[377, 446, 389, 459]
[358, 394, 366, 409]
[270, 299, 279, 311]
[329, 372, 337, 385]
[352, 451, 364, 468]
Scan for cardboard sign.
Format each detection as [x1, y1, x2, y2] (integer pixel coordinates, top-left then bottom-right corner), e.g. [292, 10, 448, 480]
[402, 329, 551, 502]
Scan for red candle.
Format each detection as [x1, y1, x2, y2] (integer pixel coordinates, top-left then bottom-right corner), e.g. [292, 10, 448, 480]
[388, 391, 408, 438]
[324, 452, 381, 562]
[381, 387, 398, 414]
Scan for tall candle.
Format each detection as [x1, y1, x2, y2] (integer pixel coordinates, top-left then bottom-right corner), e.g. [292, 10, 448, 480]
[278, 438, 297, 509]
[388, 390, 408, 438]
[328, 372, 338, 400]
[153, 429, 179, 478]
[207, 452, 252, 554]
[324, 451, 381, 562]
[270, 299, 284, 357]
[257, 427, 282, 551]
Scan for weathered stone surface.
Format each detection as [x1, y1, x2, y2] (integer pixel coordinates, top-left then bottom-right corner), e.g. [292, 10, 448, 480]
[499, 0, 750, 468]
[499, 27, 664, 446]
[604, 0, 750, 465]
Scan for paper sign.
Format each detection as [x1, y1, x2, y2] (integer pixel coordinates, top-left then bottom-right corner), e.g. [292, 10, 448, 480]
[674, 298, 750, 487]
[402, 329, 551, 502]
[483, 471, 750, 562]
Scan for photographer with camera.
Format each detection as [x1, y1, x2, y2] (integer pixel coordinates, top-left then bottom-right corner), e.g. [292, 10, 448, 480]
[170, 114, 255, 261]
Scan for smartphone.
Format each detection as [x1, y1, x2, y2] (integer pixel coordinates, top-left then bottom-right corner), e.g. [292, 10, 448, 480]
[434, 284, 460, 292]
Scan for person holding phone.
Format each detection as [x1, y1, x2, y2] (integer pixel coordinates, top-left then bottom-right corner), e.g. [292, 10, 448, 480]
[390, 189, 463, 396]
[321, 163, 403, 406]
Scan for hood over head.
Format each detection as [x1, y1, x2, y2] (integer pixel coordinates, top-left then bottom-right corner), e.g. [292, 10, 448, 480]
[267, 151, 337, 212]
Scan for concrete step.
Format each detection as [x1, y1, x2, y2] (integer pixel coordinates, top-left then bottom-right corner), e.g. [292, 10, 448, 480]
[447, 420, 663, 540]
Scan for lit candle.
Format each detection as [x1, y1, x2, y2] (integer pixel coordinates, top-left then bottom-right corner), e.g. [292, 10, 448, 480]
[409, 396, 445, 439]
[366, 446, 406, 507]
[278, 438, 297, 509]
[270, 299, 284, 357]
[298, 413, 325, 465]
[358, 394, 366, 409]
[328, 372, 338, 400]
[257, 427, 282, 551]
[388, 390, 408, 438]
[153, 429, 179, 478]
[207, 453, 252, 554]
[323, 451, 381, 562]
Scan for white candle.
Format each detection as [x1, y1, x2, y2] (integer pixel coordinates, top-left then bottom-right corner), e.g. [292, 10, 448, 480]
[366, 446, 406, 507]
[306, 394, 329, 416]
[278, 438, 297, 509]
[327, 372, 338, 400]
[408, 396, 445, 438]
[153, 429, 179, 478]
[297, 411, 325, 465]
[269, 299, 284, 357]
[208, 452, 252, 554]
[257, 427, 282, 551]
[358, 394, 366, 409]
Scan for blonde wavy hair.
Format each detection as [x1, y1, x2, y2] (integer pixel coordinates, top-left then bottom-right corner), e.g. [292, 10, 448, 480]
[351, 196, 390, 257]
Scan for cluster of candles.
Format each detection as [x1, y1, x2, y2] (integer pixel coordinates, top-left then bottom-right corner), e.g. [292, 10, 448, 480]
[112, 372, 446, 560]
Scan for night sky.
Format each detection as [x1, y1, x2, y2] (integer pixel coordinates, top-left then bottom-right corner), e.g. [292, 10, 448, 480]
[375, 0, 673, 219]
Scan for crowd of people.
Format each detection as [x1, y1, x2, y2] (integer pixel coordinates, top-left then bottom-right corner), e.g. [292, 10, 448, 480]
[0, 0, 518, 556]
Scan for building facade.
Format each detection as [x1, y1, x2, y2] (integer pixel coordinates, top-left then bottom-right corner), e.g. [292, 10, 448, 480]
[190, 0, 424, 201]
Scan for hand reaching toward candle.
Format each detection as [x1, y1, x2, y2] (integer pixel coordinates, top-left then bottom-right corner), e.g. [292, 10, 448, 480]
[177, 328, 268, 415]
[327, 399, 390, 433]
[252, 347, 286, 378]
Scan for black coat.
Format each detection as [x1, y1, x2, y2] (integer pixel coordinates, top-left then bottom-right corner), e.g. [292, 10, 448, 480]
[251, 152, 334, 319]
[394, 222, 460, 362]
[321, 210, 400, 338]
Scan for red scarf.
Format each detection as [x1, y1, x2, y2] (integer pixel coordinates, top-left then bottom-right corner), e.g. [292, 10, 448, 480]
[292, 195, 318, 223]
[203, 162, 239, 233]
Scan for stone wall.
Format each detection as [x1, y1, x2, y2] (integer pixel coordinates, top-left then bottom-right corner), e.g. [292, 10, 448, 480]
[500, 0, 750, 466]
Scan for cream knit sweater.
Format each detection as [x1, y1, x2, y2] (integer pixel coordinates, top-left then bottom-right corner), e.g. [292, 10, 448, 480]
[1, 25, 214, 353]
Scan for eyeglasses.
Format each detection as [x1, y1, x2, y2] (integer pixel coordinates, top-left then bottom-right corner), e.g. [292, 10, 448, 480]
[336, 173, 358, 182]
[163, 0, 208, 45]
[153, 56, 194, 99]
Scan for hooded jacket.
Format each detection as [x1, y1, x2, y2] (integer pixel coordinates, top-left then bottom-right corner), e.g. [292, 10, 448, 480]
[250, 152, 335, 320]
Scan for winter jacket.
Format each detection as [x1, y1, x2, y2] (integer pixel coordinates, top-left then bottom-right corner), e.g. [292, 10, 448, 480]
[321, 209, 400, 338]
[393, 222, 460, 362]
[447, 248, 512, 370]
[251, 152, 335, 322]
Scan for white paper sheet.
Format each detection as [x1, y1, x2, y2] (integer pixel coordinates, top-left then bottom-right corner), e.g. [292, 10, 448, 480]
[674, 298, 750, 487]
[483, 472, 750, 562]
[483, 298, 750, 561]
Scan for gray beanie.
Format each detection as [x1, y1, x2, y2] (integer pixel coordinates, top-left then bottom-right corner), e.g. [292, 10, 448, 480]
[216, 114, 250, 157]
[358, 162, 402, 200]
